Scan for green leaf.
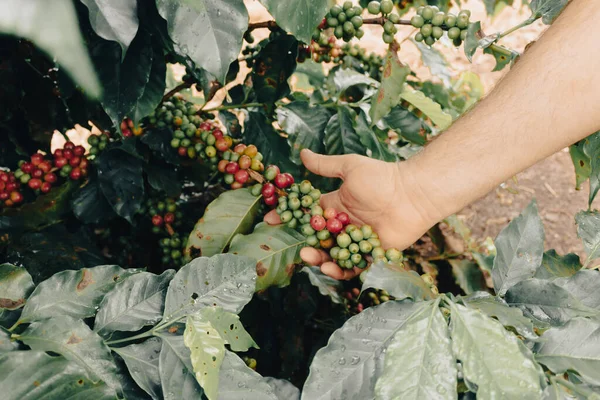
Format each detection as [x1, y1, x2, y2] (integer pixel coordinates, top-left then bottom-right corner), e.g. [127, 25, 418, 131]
[400, 87, 452, 130]
[145, 162, 181, 197]
[196, 306, 258, 352]
[71, 179, 115, 224]
[0, 0, 100, 97]
[0, 264, 34, 310]
[264, 377, 300, 400]
[156, 0, 248, 82]
[132, 39, 167, 125]
[19, 265, 138, 324]
[449, 302, 544, 399]
[413, 39, 452, 85]
[162, 254, 257, 324]
[534, 250, 582, 280]
[94, 270, 175, 337]
[276, 101, 331, 164]
[0, 351, 114, 400]
[0, 327, 20, 352]
[324, 106, 365, 156]
[383, 106, 427, 146]
[361, 262, 436, 301]
[251, 34, 298, 109]
[463, 291, 537, 339]
[483, 45, 520, 72]
[492, 200, 545, 296]
[80, 0, 139, 58]
[554, 270, 600, 309]
[113, 338, 162, 400]
[530, 0, 568, 24]
[16, 316, 122, 394]
[258, 0, 329, 44]
[355, 110, 399, 161]
[186, 189, 262, 259]
[370, 50, 410, 125]
[582, 132, 600, 205]
[96, 147, 145, 223]
[448, 259, 487, 295]
[375, 300, 456, 400]
[218, 350, 279, 400]
[301, 266, 343, 304]
[157, 332, 204, 400]
[464, 22, 482, 62]
[302, 301, 425, 399]
[535, 318, 600, 386]
[575, 210, 600, 266]
[328, 67, 378, 95]
[141, 127, 181, 165]
[228, 223, 306, 292]
[569, 141, 591, 190]
[505, 278, 598, 327]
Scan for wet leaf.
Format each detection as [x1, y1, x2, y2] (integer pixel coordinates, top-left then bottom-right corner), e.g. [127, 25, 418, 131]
[258, 0, 329, 44]
[361, 262, 436, 301]
[157, 332, 204, 400]
[113, 337, 162, 400]
[0, 264, 34, 310]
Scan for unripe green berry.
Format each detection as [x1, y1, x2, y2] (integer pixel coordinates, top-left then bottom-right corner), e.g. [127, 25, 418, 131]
[181, 138, 191, 147]
[421, 6, 434, 20]
[420, 24, 433, 37]
[359, 240, 373, 253]
[330, 246, 341, 259]
[299, 180, 312, 194]
[459, 9, 471, 18]
[388, 13, 400, 24]
[307, 234, 319, 246]
[251, 184, 262, 196]
[343, 21, 355, 36]
[338, 248, 351, 261]
[288, 192, 299, 200]
[416, 6, 425, 15]
[290, 183, 300, 193]
[317, 229, 331, 240]
[386, 248, 402, 262]
[349, 243, 360, 254]
[382, 33, 394, 44]
[309, 189, 321, 201]
[280, 210, 293, 223]
[301, 214, 312, 224]
[411, 15, 425, 28]
[224, 174, 234, 184]
[383, 20, 395, 34]
[301, 196, 313, 208]
[289, 197, 301, 210]
[368, 237, 381, 248]
[351, 253, 362, 264]
[287, 218, 298, 229]
[461, 29, 468, 40]
[310, 205, 324, 216]
[432, 12, 445, 26]
[346, 7, 356, 18]
[415, 32, 424, 42]
[293, 209, 304, 219]
[425, 36, 435, 46]
[432, 26, 443, 39]
[327, 17, 339, 27]
[360, 225, 373, 238]
[448, 27, 461, 40]
[338, 12, 347, 23]
[372, 247, 386, 258]
[301, 224, 315, 236]
[445, 13, 457, 27]
[357, 259, 368, 269]
[367, 1, 380, 15]
[330, 5, 342, 17]
[351, 16, 363, 29]
[343, 1, 353, 10]
[380, 0, 393, 14]
[205, 146, 216, 157]
[350, 229, 364, 242]
[356, 28, 365, 39]
[337, 233, 352, 248]
[457, 15, 469, 29]
[171, 138, 181, 148]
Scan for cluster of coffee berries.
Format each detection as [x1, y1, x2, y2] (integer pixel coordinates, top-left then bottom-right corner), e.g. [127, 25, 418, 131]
[366, 0, 399, 44]
[274, 179, 322, 231]
[340, 43, 383, 76]
[411, 7, 471, 47]
[14, 153, 57, 194]
[318, 2, 365, 43]
[217, 144, 265, 189]
[310, 36, 340, 63]
[421, 272, 439, 295]
[87, 132, 110, 159]
[258, 165, 295, 206]
[0, 171, 23, 207]
[140, 197, 182, 234]
[343, 287, 393, 314]
[158, 233, 187, 268]
[52, 142, 89, 181]
[120, 118, 143, 137]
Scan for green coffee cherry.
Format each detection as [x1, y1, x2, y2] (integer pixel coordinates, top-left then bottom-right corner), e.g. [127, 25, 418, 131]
[338, 248, 351, 261]
[445, 13, 457, 27]
[388, 13, 400, 24]
[425, 36, 435, 46]
[307, 235, 319, 247]
[457, 14, 469, 29]
[356, 28, 365, 39]
[380, 0, 393, 14]
[367, 1, 380, 15]
[421, 24, 433, 37]
[337, 233, 352, 248]
[349, 243, 360, 254]
[382, 33, 394, 44]
[415, 32, 424, 42]
[330, 246, 341, 259]
[359, 240, 373, 253]
[383, 21, 396, 34]
[338, 12, 347, 23]
[411, 15, 425, 28]
[432, 12, 445, 26]
[461, 29, 468, 40]
[351, 253, 362, 265]
[421, 6, 434, 21]
[361, 225, 373, 238]
[432, 26, 443, 39]
[372, 247, 386, 258]
[317, 229, 331, 240]
[327, 17, 339, 27]
[281, 210, 293, 223]
[448, 27, 461, 40]
[299, 180, 312, 194]
[301, 224, 315, 236]
[351, 16, 363, 29]
[386, 248, 402, 262]
[350, 229, 364, 242]
[343, 1, 353, 10]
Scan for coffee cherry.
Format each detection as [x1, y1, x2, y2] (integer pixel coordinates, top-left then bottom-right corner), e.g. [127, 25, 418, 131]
[301, 224, 316, 236]
[218, 159, 228, 173]
[264, 165, 280, 181]
[425, 36, 435, 46]
[280, 210, 293, 223]
[10, 191, 23, 203]
[461, 29, 468, 40]
[44, 173, 57, 183]
[21, 162, 33, 174]
[326, 218, 343, 235]
[63, 149, 74, 159]
[338, 248, 351, 261]
[238, 155, 252, 170]
[311, 205, 324, 216]
[178, 147, 188, 157]
[215, 138, 229, 152]
[432, 12, 445, 26]
[349, 243, 360, 254]
[69, 156, 81, 167]
[41, 182, 52, 193]
[54, 149, 64, 158]
[262, 183, 275, 198]
[70, 167, 82, 180]
[317, 229, 331, 241]
[367, 1, 380, 15]
[337, 12, 347, 23]
[359, 240, 373, 253]
[310, 215, 327, 231]
[432, 26, 443, 39]
[361, 225, 373, 238]
[74, 145, 85, 156]
[31, 153, 44, 166]
[415, 33, 424, 42]
[250, 159, 263, 171]
[225, 162, 239, 174]
[337, 212, 350, 225]
[38, 161, 51, 173]
[422, 6, 434, 20]
[164, 212, 176, 224]
[289, 197, 301, 210]
[32, 168, 43, 179]
[152, 215, 164, 226]
[264, 195, 277, 206]
[448, 27, 461, 40]
[234, 169, 249, 184]
[457, 13, 469, 29]
[306, 235, 319, 247]
[274, 173, 289, 189]
[386, 248, 402, 262]
[28, 178, 42, 190]
[372, 247, 386, 259]
[323, 207, 337, 220]
[330, 5, 342, 17]
[309, 189, 321, 201]
[383, 20, 396, 34]
[382, 33, 394, 44]
[283, 173, 294, 186]
[320, 237, 335, 249]
[411, 15, 425, 28]
[380, 0, 393, 14]
[421, 24, 433, 37]
[445, 13, 457, 27]
[421, 273, 435, 285]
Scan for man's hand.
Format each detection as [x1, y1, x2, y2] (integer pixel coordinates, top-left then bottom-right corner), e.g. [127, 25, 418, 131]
[264, 149, 441, 280]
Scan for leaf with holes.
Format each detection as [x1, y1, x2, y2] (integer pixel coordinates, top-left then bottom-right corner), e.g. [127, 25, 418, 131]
[185, 189, 262, 259]
[449, 302, 544, 399]
[492, 200, 545, 296]
[483, 45, 520, 72]
[228, 223, 306, 292]
[196, 306, 258, 352]
[534, 250, 582, 281]
[0, 351, 114, 400]
[375, 299, 456, 400]
[113, 338, 162, 400]
[302, 301, 425, 400]
[324, 106, 364, 156]
[157, 332, 204, 400]
[0, 264, 34, 310]
[361, 262, 436, 301]
[94, 270, 175, 337]
[576, 210, 600, 266]
[258, 0, 330, 44]
[570, 140, 592, 191]
[370, 50, 410, 125]
[19, 265, 139, 324]
[301, 266, 343, 304]
[156, 0, 248, 82]
[400, 87, 452, 130]
[162, 254, 256, 325]
[16, 316, 122, 395]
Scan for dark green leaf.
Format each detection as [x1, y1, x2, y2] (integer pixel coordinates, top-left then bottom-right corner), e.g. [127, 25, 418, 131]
[294, 60, 327, 87]
[370, 50, 410, 125]
[300, 266, 343, 304]
[145, 162, 181, 197]
[0, 0, 100, 97]
[582, 131, 600, 206]
[448, 259, 487, 295]
[94, 270, 175, 337]
[96, 148, 145, 223]
[157, 332, 204, 400]
[530, 0, 568, 24]
[132, 38, 167, 125]
[141, 127, 181, 165]
[400, 87, 452, 130]
[185, 188, 262, 259]
[258, 0, 329, 44]
[71, 179, 115, 224]
[80, 0, 139, 58]
[492, 200, 544, 296]
[569, 140, 591, 191]
[324, 106, 364, 156]
[361, 262, 436, 301]
[218, 351, 279, 400]
[355, 110, 399, 161]
[0, 351, 114, 400]
[156, 0, 248, 82]
[0, 264, 34, 310]
[575, 210, 600, 265]
[328, 67, 378, 96]
[19, 265, 139, 324]
[276, 101, 331, 164]
[113, 338, 163, 400]
[383, 106, 427, 146]
[228, 223, 306, 292]
[534, 250, 582, 280]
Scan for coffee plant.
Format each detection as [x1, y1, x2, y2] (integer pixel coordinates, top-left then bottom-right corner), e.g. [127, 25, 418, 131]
[1, 0, 597, 399]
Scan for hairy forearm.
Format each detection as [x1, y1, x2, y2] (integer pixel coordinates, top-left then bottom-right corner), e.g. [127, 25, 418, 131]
[404, 1, 600, 222]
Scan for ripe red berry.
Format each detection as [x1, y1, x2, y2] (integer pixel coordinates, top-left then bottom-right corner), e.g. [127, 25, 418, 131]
[63, 149, 74, 159]
[199, 122, 211, 131]
[233, 144, 246, 155]
[326, 218, 343, 234]
[32, 168, 43, 179]
[337, 212, 350, 225]
[44, 173, 57, 183]
[21, 162, 33, 173]
[41, 182, 52, 193]
[38, 161, 52, 173]
[73, 145, 85, 156]
[122, 129, 132, 137]
[54, 149, 63, 158]
[28, 178, 42, 190]
[0, 181, 4, 191]
[215, 138, 229, 152]
[69, 156, 81, 167]
[64, 141, 75, 150]
[310, 215, 327, 231]
[274, 173, 289, 189]
[323, 207, 337, 220]
[5, 182, 17, 192]
[120, 120, 128, 131]
[0, 192, 8, 200]
[70, 168, 82, 180]
[234, 169, 249, 184]
[283, 173, 294, 185]
[264, 195, 277, 206]
[212, 129, 224, 139]
[54, 157, 68, 168]
[238, 155, 252, 170]
[262, 183, 275, 198]
[151, 215, 164, 226]
[164, 212, 175, 224]
[217, 159, 228, 173]
[0, 172, 7, 182]
[225, 162, 239, 174]
[10, 191, 23, 203]
[177, 146, 187, 157]
[31, 153, 44, 166]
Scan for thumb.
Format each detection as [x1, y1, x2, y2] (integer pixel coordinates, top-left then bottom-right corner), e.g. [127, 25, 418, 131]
[301, 149, 350, 179]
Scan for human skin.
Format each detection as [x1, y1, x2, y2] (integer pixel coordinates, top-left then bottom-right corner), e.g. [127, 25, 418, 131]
[266, 1, 600, 280]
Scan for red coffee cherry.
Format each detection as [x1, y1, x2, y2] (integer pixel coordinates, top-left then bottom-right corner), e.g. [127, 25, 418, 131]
[70, 168, 82, 180]
[152, 215, 164, 226]
[63, 149, 74, 160]
[10, 191, 23, 203]
[337, 212, 350, 225]
[262, 183, 275, 198]
[41, 182, 52, 193]
[64, 141, 75, 150]
[69, 156, 81, 167]
[164, 212, 175, 224]
[310, 215, 327, 231]
[263, 195, 277, 206]
[44, 173, 57, 183]
[323, 207, 338, 220]
[326, 217, 343, 234]
[73, 145, 85, 156]
[225, 162, 240, 174]
[274, 173, 289, 189]
[28, 178, 42, 190]
[31, 153, 44, 166]
[54, 157, 68, 168]
[234, 169, 249, 184]
[31, 168, 43, 179]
